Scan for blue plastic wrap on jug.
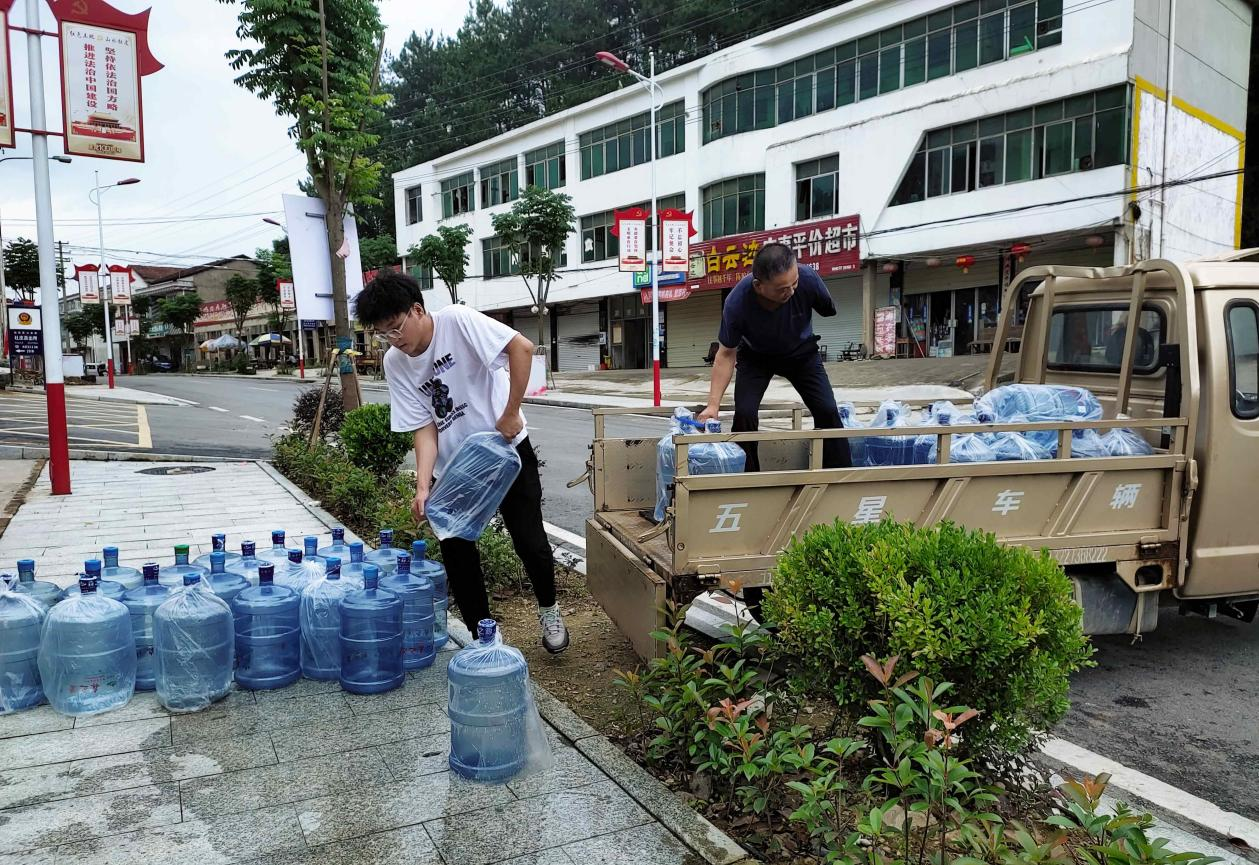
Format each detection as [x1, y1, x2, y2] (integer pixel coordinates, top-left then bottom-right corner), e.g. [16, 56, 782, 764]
[153, 573, 234, 713]
[257, 530, 291, 568]
[339, 565, 405, 695]
[977, 383, 1103, 450]
[278, 549, 320, 595]
[61, 559, 126, 601]
[192, 534, 243, 571]
[38, 576, 136, 716]
[364, 529, 406, 576]
[837, 403, 866, 467]
[122, 564, 171, 692]
[235, 541, 268, 586]
[162, 544, 208, 589]
[447, 620, 553, 782]
[318, 527, 353, 562]
[13, 559, 60, 609]
[863, 400, 923, 467]
[380, 552, 436, 671]
[232, 563, 301, 691]
[1103, 426, 1155, 456]
[427, 433, 523, 542]
[100, 547, 142, 590]
[411, 540, 448, 649]
[655, 409, 745, 521]
[0, 578, 46, 712]
[300, 557, 351, 681]
[1059, 428, 1110, 459]
[205, 552, 250, 609]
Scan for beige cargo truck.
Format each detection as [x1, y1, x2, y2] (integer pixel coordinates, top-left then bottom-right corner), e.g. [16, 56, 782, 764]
[579, 256, 1259, 659]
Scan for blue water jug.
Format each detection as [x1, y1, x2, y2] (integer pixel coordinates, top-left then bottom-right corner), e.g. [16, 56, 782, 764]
[192, 533, 243, 571]
[301, 536, 327, 570]
[447, 619, 533, 781]
[318, 527, 353, 561]
[339, 565, 404, 695]
[411, 540, 447, 649]
[13, 559, 60, 609]
[122, 564, 171, 692]
[256, 530, 291, 568]
[339, 541, 368, 589]
[154, 573, 234, 713]
[278, 548, 320, 595]
[837, 403, 867, 467]
[61, 559, 126, 601]
[232, 563, 300, 691]
[364, 529, 406, 576]
[427, 432, 522, 541]
[0, 579, 46, 712]
[654, 412, 745, 521]
[162, 544, 208, 589]
[235, 541, 268, 585]
[100, 547, 142, 590]
[205, 551, 250, 609]
[38, 576, 136, 716]
[380, 552, 435, 671]
[300, 557, 351, 681]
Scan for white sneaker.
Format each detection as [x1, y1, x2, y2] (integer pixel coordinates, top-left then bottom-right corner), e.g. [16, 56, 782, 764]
[538, 604, 570, 654]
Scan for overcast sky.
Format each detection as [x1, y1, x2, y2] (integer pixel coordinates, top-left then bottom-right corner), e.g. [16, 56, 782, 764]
[1, 0, 474, 272]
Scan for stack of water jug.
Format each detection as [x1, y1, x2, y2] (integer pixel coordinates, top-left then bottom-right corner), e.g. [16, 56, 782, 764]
[839, 383, 1155, 468]
[655, 407, 747, 522]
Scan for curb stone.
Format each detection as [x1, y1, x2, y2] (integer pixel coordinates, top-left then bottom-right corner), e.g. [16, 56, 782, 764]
[0, 445, 249, 463]
[5, 384, 196, 407]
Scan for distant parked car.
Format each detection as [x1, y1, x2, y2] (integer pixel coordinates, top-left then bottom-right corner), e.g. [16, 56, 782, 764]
[148, 355, 174, 372]
[83, 362, 107, 378]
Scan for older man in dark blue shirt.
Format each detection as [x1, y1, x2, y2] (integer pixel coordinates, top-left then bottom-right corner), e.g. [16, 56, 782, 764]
[697, 242, 850, 472]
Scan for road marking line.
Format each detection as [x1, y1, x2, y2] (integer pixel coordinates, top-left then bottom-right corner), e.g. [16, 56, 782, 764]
[1042, 738, 1259, 848]
[543, 521, 586, 551]
[209, 406, 229, 413]
[240, 415, 266, 423]
[136, 405, 151, 449]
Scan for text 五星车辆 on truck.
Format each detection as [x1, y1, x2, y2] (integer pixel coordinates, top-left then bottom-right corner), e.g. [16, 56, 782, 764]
[574, 255, 1259, 659]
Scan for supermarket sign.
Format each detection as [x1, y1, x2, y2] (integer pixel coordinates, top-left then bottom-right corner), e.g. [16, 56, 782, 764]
[688, 214, 861, 292]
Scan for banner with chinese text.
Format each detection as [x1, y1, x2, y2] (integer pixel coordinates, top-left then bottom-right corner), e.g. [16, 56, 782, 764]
[60, 22, 144, 161]
[75, 264, 101, 304]
[612, 208, 647, 273]
[108, 264, 131, 304]
[659, 209, 695, 273]
[874, 306, 897, 356]
[687, 214, 861, 292]
[0, 4, 13, 149]
[278, 280, 296, 311]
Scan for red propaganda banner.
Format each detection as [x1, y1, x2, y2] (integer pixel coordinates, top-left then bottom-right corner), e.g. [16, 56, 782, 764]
[278, 279, 296, 312]
[659, 208, 695, 274]
[639, 285, 692, 304]
[107, 264, 132, 304]
[610, 207, 648, 273]
[686, 214, 861, 292]
[75, 264, 101, 304]
[0, 1, 14, 149]
[194, 299, 233, 326]
[52, 0, 162, 162]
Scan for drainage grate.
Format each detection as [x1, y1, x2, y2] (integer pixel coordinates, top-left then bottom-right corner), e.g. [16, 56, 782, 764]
[136, 466, 217, 476]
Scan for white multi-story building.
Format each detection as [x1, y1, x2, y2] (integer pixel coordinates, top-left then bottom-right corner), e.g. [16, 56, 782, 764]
[393, 0, 1250, 369]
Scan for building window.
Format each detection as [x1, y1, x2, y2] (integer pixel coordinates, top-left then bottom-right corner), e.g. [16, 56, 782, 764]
[481, 236, 519, 279]
[580, 194, 685, 263]
[408, 264, 433, 290]
[656, 101, 686, 158]
[521, 241, 568, 271]
[891, 85, 1129, 205]
[580, 113, 651, 180]
[440, 171, 474, 218]
[702, 0, 1063, 145]
[702, 174, 765, 241]
[405, 185, 422, 225]
[479, 157, 519, 207]
[1227, 302, 1259, 420]
[795, 156, 839, 222]
[524, 141, 565, 190]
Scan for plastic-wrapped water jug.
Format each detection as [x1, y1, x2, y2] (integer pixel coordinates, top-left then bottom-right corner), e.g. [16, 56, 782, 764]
[205, 551, 250, 609]
[162, 545, 208, 589]
[38, 576, 136, 716]
[380, 552, 436, 671]
[984, 415, 1053, 461]
[277, 549, 320, 595]
[318, 527, 353, 562]
[122, 564, 171, 692]
[235, 541, 268, 586]
[154, 573, 234, 713]
[411, 540, 448, 649]
[192, 534, 243, 571]
[364, 529, 406, 577]
[0, 578, 46, 712]
[13, 559, 60, 609]
[100, 547, 142, 590]
[977, 383, 1103, 424]
[232, 563, 300, 691]
[916, 408, 995, 464]
[61, 559, 126, 601]
[427, 433, 523, 541]
[257, 530, 291, 568]
[447, 620, 553, 782]
[301, 536, 327, 570]
[1061, 428, 1109, 459]
[300, 557, 351, 681]
[863, 400, 922, 467]
[655, 409, 746, 522]
[837, 403, 867, 467]
[339, 564, 404, 695]
[339, 541, 368, 590]
[1103, 426, 1155, 456]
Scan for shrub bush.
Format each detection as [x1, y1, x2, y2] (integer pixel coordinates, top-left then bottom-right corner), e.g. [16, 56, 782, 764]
[291, 386, 345, 439]
[763, 519, 1092, 757]
[340, 403, 412, 479]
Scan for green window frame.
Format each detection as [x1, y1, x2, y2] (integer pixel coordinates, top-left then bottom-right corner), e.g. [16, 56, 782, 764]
[440, 171, 474, 219]
[404, 185, 422, 225]
[580, 113, 651, 180]
[479, 157, 519, 208]
[656, 100, 687, 158]
[702, 174, 765, 241]
[524, 141, 565, 190]
[795, 155, 839, 222]
[481, 235, 519, 279]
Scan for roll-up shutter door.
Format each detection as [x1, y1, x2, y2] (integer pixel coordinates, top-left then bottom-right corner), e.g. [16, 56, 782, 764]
[556, 303, 601, 371]
[664, 291, 722, 368]
[812, 276, 863, 359]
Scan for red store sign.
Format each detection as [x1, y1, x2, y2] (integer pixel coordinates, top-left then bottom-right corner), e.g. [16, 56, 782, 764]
[687, 214, 861, 293]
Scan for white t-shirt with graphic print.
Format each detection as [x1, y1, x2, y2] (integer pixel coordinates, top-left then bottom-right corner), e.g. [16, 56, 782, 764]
[385, 304, 526, 478]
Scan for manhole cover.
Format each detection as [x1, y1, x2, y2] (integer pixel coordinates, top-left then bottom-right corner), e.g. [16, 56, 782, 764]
[136, 466, 217, 476]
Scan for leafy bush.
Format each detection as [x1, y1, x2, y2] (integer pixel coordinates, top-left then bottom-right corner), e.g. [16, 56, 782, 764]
[763, 519, 1092, 758]
[340, 403, 412, 479]
[291, 386, 345, 439]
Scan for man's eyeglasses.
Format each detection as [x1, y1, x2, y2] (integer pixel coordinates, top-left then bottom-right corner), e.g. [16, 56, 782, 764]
[373, 309, 413, 345]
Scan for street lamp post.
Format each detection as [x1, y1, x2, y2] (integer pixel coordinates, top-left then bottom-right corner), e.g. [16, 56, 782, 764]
[90, 173, 140, 388]
[0, 155, 72, 357]
[598, 49, 663, 406]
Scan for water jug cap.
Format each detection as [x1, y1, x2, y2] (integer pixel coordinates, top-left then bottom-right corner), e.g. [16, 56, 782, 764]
[363, 563, 379, 589]
[175, 544, 190, 555]
[304, 536, 318, 554]
[326, 557, 341, 578]
[349, 541, 364, 562]
[211, 551, 225, 571]
[379, 528, 394, 545]
[212, 533, 226, 551]
[103, 545, 119, 562]
[259, 562, 275, 583]
[143, 563, 160, 583]
[705, 420, 721, 432]
[332, 527, 344, 541]
[242, 540, 256, 557]
[477, 619, 497, 643]
[84, 558, 102, 576]
[78, 575, 97, 594]
[184, 572, 201, 587]
[397, 553, 411, 574]
[411, 539, 427, 559]
[288, 549, 303, 564]
[17, 558, 34, 575]
[272, 530, 285, 545]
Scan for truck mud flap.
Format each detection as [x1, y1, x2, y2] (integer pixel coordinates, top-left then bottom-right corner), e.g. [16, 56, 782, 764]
[586, 519, 667, 660]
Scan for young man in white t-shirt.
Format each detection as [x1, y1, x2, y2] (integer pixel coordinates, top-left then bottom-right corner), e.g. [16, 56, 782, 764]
[355, 271, 569, 654]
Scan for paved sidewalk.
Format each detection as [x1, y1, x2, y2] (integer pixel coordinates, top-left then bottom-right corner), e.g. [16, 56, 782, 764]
[8, 383, 196, 407]
[0, 460, 742, 865]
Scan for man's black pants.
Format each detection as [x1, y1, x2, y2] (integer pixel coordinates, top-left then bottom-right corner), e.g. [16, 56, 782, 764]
[437, 437, 556, 630]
